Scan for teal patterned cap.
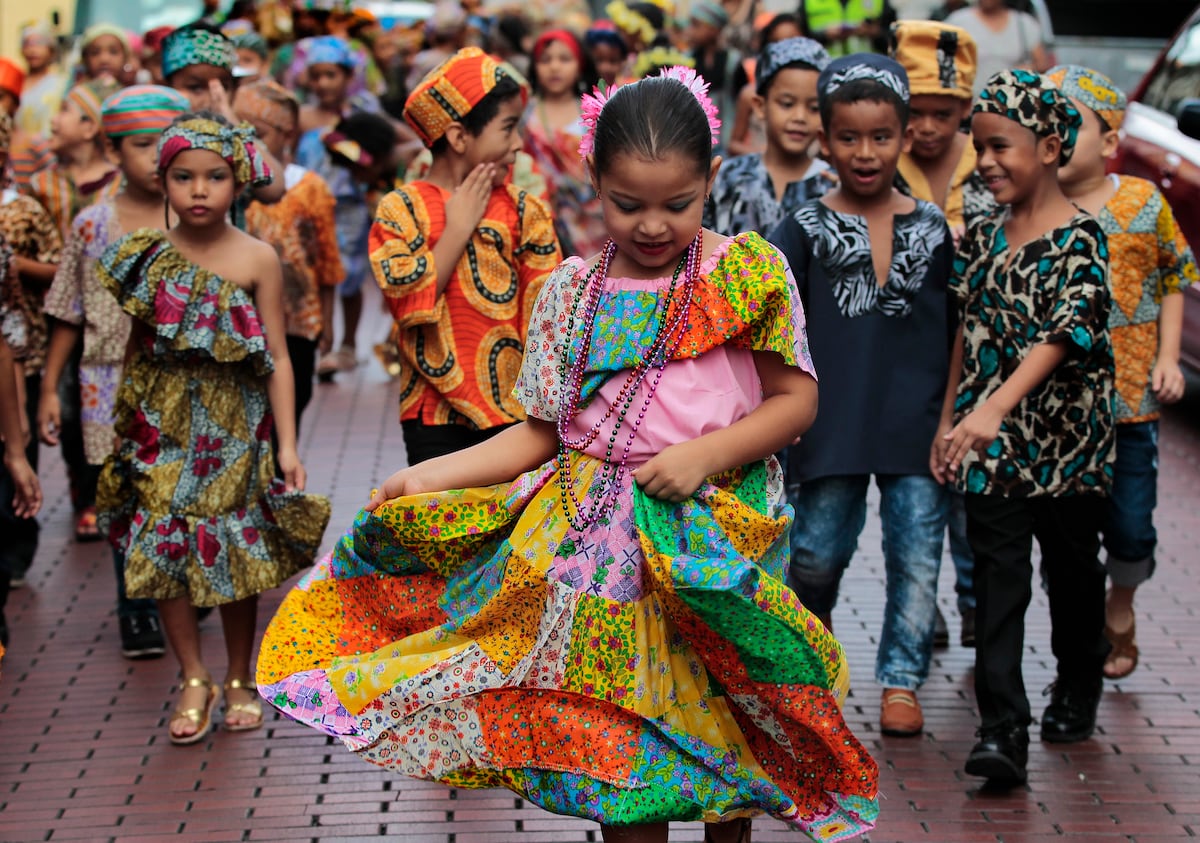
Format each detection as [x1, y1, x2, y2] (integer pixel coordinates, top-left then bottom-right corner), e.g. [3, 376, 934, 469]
[162, 26, 236, 79]
[973, 68, 1081, 165]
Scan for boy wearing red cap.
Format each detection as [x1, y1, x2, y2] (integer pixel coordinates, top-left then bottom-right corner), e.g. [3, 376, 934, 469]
[372, 47, 562, 465]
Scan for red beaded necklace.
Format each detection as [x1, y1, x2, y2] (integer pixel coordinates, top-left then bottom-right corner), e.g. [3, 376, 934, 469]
[555, 230, 704, 530]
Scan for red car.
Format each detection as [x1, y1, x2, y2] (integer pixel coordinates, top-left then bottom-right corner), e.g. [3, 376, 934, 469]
[1114, 3, 1200, 370]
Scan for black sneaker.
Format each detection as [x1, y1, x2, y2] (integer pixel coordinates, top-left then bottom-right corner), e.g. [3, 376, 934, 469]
[1040, 677, 1102, 743]
[965, 722, 1028, 784]
[933, 605, 950, 649]
[960, 607, 976, 648]
[120, 613, 166, 659]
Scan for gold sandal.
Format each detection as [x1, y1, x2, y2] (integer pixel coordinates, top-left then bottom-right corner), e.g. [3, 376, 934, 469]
[169, 677, 219, 746]
[223, 678, 264, 732]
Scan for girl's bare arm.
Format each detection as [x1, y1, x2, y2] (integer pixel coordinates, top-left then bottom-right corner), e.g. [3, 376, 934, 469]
[250, 241, 303, 489]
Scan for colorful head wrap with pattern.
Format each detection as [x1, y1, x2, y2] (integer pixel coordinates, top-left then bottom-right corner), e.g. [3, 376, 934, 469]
[81, 24, 130, 54]
[403, 47, 528, 148]
[66, 79, 120, 125]
[1044, 64, 1126, 132]
[0, 59, 25, 104]
[304, 35, 357, 69]
[233, 80, 299, 133]
[21, 23, 56, 50]
[889, 20, 976, 100]
[101, 85, 190, 138]
[756, 37, 830, 96]
[974, 68, 1081, 165]
[157, 114, 272, 187]
[690, 0, 729, 27]
[161, 25, 236, 79]
[819, 53, 910, 104]
[232, 31, 270, 60]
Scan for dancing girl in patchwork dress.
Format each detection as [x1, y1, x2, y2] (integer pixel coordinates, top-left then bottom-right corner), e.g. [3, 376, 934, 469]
[259, 69, 878, 842]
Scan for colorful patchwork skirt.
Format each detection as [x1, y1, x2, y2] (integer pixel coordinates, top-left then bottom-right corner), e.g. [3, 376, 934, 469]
[257, 453, 879, 838]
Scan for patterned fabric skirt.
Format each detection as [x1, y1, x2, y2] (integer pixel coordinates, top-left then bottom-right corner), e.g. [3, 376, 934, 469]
[257, 452, 878, 838]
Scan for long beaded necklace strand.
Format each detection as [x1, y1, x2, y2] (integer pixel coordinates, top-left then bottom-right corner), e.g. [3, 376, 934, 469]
[555, 230, 704, 530]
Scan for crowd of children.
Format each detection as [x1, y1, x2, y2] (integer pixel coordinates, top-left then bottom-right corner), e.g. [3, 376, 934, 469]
[0, 0, 1196, 839]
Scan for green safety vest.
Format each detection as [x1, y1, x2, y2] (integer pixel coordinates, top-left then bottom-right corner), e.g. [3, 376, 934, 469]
[803, 0, 884, 57]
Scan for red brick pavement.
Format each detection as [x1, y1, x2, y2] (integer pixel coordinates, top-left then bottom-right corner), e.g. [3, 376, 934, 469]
[4, 327, 1200, 842]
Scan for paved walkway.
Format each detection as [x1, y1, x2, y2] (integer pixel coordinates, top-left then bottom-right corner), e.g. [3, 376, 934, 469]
[4, 301, 1200, 842]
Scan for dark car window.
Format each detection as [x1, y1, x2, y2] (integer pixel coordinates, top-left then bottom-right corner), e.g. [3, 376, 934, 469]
[1143, 11, 1200, 116]
[1040, 0, 1186, 40]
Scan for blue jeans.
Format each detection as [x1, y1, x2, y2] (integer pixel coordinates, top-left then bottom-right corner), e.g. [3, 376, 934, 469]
[787, 474, 948, 690]
[948, 490, 975, 613]
[1104, 421, 1159, 588]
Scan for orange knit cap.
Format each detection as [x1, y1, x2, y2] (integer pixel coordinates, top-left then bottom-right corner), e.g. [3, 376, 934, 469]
[403, 47, 527, 148]
[0, 58, 26, 105]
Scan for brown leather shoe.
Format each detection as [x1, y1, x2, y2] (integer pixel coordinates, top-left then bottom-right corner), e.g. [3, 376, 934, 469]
[880, 688, 924, 737]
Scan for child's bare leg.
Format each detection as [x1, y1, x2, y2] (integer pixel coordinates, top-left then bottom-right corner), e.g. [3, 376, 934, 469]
[600, 822, 668, 842]
[159, 596, 208, 740]
[218, 595, 259, 727]
[1105, 583, 1137, 674]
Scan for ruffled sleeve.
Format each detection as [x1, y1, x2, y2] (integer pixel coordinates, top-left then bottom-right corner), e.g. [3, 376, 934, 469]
[682, 231, 816, 378]
[512, 258, 587, 421]
[97, 228, 274, 376]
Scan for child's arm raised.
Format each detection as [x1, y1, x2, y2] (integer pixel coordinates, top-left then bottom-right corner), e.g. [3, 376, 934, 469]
[366, 418, 558, 510]
[249, 239, 304, 490]
[632, 351, 818, 502]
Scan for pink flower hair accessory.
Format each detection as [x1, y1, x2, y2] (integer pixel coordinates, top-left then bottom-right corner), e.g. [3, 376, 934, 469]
[659, 65, 721, 147]
[579, 81, 622, 161]
[577, 66, 722, 161]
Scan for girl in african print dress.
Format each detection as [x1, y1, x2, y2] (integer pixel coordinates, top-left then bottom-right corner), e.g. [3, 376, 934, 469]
[258, 70, 878, 842]
[98, 113, 330, 746]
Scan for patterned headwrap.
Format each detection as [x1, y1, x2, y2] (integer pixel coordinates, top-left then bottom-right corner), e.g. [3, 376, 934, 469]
[403, 47, 528, 148]
[889, 20, 976, 100]
[0, 112, 13, 150]
[101, 85, 190, 138]
[81, 24, 130, 54]
[0, 58, 25, 104]
[21, 23, 56, 49]
[304, 35, 357, 69]
[161, 26, 236, 79]
[974, 68, 1081, 165]
[819, 53, 910, 104]
[690, 0, 729, 27]
[66, 79, 120, 125]
[232, 31, 270, 60]
[233, 80, 299, 133]
[157, 115, 273, 187]
[1044, 64, 1127, 132]
[756, 37, 831, 96]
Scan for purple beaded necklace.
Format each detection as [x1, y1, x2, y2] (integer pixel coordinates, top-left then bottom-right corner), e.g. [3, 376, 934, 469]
[555, 229, 704, 530]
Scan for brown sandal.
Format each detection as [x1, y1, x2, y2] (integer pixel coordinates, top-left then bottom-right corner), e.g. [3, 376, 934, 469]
[1103, 615, 1139, 679]
[223, 678, 264, 732]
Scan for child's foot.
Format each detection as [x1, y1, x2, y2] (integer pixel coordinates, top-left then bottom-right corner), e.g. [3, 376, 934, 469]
[223, 678, 264, 732]
[1103, 596, 1139, 679]
[169, 676, 218, 745]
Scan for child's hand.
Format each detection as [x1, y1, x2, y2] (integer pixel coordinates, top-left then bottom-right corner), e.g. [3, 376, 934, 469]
[278, 447, 307, 492]
[4, 450, 42, 518]
[366, 466, 433, 511]
[445, 163, 496, 231]
[208, 78, 238, 123]
[950, 223, 966, 250]
[1152, 358, 1186, 404]
[37, 391, 61, 446]
[632, 441, 710, 503]
[929, 419, 954, 484]
[942, 403, 1004, 475]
